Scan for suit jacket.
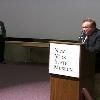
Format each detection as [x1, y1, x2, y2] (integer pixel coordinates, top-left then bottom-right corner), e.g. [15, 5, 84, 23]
[87, 28, 100, 53]
[79, 28, 100, 53]
[79, 28, 100, 73]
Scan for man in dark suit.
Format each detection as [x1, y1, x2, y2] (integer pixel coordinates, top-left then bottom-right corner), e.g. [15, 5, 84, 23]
[78, 18, 100, 73]
[0, 21, 6, 63]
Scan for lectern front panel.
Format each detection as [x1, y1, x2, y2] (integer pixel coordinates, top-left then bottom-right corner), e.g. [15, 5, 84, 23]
[50, 75, 80, 100]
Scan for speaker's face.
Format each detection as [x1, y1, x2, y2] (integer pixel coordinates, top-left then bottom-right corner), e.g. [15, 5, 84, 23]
[82, 21, 94, 35]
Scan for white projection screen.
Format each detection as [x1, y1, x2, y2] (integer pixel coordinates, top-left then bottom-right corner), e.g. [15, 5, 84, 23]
[0, 0, 100, 40]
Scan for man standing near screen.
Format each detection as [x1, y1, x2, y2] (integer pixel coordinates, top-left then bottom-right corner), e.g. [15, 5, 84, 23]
[0, 21, 6, 64]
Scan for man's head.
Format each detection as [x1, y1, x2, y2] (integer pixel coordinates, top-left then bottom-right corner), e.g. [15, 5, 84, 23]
[81, 18, 96, 35]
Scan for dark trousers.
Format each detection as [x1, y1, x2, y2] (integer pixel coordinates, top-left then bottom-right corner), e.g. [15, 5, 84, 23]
[0, 41, 5, 62]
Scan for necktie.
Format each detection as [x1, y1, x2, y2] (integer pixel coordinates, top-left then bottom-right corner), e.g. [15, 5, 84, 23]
[82, 36, 88, 44]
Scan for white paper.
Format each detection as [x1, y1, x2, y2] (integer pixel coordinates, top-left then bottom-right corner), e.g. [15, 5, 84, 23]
[49, 43, 80, 78]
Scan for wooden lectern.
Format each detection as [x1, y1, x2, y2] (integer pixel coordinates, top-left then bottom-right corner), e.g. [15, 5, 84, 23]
[49, 41, 95, 100]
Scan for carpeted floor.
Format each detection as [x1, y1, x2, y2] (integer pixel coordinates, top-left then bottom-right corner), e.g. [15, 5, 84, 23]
[0, 63, 50, 100]
[0, 63, 100, 100]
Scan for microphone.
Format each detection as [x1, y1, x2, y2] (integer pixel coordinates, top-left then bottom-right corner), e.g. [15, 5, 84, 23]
[78, 31, 88, 44]
[78, 31, 85, 39]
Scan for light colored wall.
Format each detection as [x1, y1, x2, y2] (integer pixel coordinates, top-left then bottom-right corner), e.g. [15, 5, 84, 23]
[5, 43, 25, 62]
[5, 43, 49, 63]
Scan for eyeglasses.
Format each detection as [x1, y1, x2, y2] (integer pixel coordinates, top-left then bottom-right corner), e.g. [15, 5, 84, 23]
[82, 27, 93, 28]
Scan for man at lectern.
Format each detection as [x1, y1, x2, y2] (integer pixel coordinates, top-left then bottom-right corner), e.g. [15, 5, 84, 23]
[78, 18, 100, 73]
